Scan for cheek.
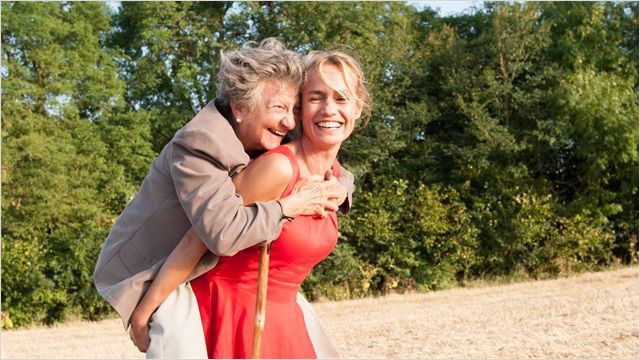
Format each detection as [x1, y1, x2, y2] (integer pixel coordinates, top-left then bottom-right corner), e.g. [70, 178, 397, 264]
[246, 123, 267, 145]
[255, 117, 273, 134]
[301, 104, 316, 123]
[344, 120, 356, 138]
[301, 102, 314, 115]
[266, 112, 284, 128]
[237, 121, 252, 138]
[340, 107, 358, 123]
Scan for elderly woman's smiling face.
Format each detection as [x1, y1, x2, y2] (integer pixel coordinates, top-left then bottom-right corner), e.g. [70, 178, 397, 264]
[232, 80, 298, 152]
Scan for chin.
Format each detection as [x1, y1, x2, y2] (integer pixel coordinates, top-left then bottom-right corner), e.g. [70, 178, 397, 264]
[313, 138, 343, 149]
[321, 132, 347, 143]
[262, 140, 282, 150]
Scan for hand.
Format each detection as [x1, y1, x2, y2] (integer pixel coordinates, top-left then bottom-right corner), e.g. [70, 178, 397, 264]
[279, 177, 341, 218]
[324, 170, 348, 208]
[129, 309, 151, 353]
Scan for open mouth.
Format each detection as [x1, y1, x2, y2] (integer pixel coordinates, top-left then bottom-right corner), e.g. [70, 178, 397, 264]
[268, 128, 286, 137]
[316, 121, 343, 130]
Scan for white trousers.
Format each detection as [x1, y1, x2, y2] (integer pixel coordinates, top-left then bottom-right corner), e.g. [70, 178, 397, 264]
[145, 282, 339, 359]
[146, 282, 207, 359]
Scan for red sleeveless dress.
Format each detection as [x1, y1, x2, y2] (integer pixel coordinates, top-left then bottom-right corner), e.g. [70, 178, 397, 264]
[190, 145, 339, 359]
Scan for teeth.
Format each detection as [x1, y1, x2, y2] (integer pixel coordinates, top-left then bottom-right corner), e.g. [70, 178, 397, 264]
[317, 121, 342, 129]
[269, 129, 285, 136]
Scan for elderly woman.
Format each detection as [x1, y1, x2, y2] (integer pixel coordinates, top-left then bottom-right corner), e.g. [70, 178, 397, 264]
[129, 49, 370, 358]
[93, 38, 353, 359]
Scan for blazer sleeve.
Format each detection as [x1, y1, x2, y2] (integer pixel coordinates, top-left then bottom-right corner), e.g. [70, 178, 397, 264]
[338, 165, 355, 214]
[170, 128, 284, 256]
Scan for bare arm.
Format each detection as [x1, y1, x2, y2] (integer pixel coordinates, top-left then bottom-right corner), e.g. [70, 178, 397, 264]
[129, 228, 207, 352]
[129, 153, 293, 352]
[235, 153, 348, 217]
[171, 127, 286, 257]
[171, 128, 341, 255]
[232, 152, 293, 204]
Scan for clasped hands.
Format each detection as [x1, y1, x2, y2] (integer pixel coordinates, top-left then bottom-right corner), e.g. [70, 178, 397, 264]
[280, 170, 347, 219]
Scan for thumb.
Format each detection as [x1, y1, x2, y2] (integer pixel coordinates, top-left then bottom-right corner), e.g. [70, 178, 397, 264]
[291, 178, 309, 193]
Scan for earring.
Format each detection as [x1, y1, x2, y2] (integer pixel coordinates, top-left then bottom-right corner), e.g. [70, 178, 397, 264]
[236, 118, 242, 123]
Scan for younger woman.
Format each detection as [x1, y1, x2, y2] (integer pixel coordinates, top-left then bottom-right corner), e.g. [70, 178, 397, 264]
[130, 50, 370, 358]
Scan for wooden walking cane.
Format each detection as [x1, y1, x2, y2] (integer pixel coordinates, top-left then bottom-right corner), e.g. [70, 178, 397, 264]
[251, 242, 271, 359]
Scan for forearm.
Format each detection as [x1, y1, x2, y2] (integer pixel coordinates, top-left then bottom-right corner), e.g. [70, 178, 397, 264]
[171, 131, 284, 256]
[131, 229, 207, 324]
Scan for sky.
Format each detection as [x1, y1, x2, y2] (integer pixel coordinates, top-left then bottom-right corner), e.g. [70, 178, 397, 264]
[410, 1, 483, 16]
[107, 1, 483, 17]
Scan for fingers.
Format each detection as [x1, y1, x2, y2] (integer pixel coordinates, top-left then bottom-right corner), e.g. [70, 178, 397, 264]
[290, 178, 309, 194]
[324, 181, 345, 198]
[299, 177, 327, 194]
[313, 206, 327, 218]
[324, 201, 339, 212]
[129, 323, 150, 353]
[324, 169, 334, 181]
[286, 177, 344, 217]
[324, 174, 339, 184]
[133, 333, 150, 353]
[130, 331, 141, 352]
[141, 338, 150, 353]
[313, 201, 338, 218]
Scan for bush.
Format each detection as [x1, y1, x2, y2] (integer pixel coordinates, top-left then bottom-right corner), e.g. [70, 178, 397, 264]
[335, 177, 480, 295]
[302, 242, 377, 301]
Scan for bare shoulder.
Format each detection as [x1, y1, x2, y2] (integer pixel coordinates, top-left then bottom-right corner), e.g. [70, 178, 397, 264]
[233, 151, 294, 202]
[252, 152, 294, 178]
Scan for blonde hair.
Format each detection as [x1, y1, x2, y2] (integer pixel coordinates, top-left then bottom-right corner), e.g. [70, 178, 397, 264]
[303, 49, 372, 124]
[217, 38, 303, 111]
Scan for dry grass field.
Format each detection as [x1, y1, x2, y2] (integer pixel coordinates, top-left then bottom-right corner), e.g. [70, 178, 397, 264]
[2, 267, 638, 359]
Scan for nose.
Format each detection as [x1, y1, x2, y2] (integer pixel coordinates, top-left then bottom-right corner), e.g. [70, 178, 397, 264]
[322, 98, 338, 116]
[282, 108, 296, 131]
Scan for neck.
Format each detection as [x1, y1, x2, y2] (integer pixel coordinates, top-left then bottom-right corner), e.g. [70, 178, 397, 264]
[297, 138, 340, 176]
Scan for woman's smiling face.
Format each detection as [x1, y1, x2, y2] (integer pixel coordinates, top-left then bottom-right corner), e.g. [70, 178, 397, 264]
[233, 80, 298, 152]
[300, 64, 362, 150]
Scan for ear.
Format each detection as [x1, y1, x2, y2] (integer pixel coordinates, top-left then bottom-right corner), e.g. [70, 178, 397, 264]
[353, 103, 363, 120]
[230, 101, 249, 121]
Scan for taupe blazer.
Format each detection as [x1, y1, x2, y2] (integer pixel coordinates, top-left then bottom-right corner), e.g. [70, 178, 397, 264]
[93, 99, 352, 339]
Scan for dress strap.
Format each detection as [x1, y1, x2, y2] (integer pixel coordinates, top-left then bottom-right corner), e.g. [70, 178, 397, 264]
[259, 145, 300, 198]
[259, 146, 342, 198]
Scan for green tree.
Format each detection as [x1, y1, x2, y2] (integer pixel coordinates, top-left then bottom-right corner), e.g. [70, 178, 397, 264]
[1, 2, 153, 327]
[540, 1, 639, 261]
[111, 1, 234, 151]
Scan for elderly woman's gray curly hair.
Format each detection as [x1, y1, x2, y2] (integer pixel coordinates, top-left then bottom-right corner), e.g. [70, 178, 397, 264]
[216, 38, 303, 112]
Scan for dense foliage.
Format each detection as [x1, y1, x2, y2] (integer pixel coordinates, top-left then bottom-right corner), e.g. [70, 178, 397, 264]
[2, 1, 637, 327]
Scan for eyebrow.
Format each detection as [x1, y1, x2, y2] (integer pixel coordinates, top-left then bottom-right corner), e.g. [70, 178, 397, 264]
[267, 97, 294, 106]
[306, 89, 349, 97]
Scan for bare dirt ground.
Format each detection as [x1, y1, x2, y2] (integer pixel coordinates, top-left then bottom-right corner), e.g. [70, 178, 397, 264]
[2, 267, 638, 359]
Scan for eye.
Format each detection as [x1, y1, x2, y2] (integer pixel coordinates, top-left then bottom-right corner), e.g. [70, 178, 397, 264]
[309, 97, 322, 103]
[336, 96, 348, 103]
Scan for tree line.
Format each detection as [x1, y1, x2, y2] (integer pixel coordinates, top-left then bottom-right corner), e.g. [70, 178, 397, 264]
[2, 1, 637, 328]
